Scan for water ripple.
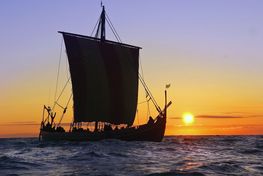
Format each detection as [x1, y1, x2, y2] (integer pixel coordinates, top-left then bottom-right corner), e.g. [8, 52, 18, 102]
[0, 136, 262, 175]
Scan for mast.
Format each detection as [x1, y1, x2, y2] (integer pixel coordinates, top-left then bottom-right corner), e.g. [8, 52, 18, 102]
[62, 6, 140, 126]
[95, 6, 106, 41]
[101, 6, 106, 41]
[95, 6, 106, 131]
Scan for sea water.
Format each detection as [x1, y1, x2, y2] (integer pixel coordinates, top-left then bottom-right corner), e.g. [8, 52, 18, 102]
[0, 136, 262, 176]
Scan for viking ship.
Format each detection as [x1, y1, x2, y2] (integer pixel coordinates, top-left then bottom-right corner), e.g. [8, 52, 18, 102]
[39, 6, 172, 142]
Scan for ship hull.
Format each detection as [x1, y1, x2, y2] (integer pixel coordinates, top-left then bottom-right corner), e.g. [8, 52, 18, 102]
[40, 117, 166, 142]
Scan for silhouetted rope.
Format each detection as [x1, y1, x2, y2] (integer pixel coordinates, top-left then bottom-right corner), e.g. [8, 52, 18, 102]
[105, 12, 122, 43]
[91, 16, 101, 37]
[57, 92, 72, 127]
[139, 73, 161, 113]
[54, 38, 63, 103]
[52, 76, 71, 111]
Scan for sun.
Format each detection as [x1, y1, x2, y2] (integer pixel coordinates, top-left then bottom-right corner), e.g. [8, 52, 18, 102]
[183, 112, 195, 125]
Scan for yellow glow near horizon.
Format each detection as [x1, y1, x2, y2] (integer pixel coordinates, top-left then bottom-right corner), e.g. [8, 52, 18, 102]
[183, 113, 194, 125]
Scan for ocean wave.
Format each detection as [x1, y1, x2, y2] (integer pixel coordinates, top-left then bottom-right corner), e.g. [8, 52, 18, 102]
[239, 148, 262, 155]
[0, 155, 41, 171]
[0, 136, 262, 175]
[86, 151, 106, 158]
[108, 152, 128, 157]
[145, 171, 206, 176]
[200, 161, 247, 175]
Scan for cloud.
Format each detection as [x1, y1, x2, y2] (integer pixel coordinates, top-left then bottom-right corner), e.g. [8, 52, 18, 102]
[222, 112, 246, 115]
[168, 115, 245, 119]
[196, 114, 263, 119]
[169, 112, 263, 120]
[168, 117, 181, 120]
[195, 115, 245, 119]
[0, 121, 73, 126]
[212, 126, 244, 131]
[246, 115, 263, 118]
[0, 121, 38, 126]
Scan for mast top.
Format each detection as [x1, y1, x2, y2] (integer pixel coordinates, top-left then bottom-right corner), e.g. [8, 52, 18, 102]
[100, 5, 106, 41]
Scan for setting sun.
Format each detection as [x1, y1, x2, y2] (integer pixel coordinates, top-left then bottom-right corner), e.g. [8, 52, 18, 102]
[183, 113, 194, 125]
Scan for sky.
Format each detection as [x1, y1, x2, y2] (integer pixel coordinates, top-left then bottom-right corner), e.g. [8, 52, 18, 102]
[0, 0, 263, 137]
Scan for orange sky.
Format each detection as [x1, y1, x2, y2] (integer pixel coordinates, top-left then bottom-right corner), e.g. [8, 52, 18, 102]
[1, 82, 263, 137]
[0, 1, 263, 137]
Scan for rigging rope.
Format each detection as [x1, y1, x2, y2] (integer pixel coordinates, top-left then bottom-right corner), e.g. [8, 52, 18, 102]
[54, 38, 63, 103]
[139, 56, 145, 82]
[105, 8, 161, 114]
[52, 76, 71, 110]
[57, 92, 72, 127]
[147, 99, 151, 118]
[55, 101, 64, 109]
[105, 18, 121, 42]
[139, 56, 151, 117]
[50, 7, 161, 128]
[49, 39, 73, 126]
[91, 16, 101, 37]
[139, 73, 161, 113]
[138, 100, 149, 105]
[95, 15, 102, 38]
[105, 13, 122, 43]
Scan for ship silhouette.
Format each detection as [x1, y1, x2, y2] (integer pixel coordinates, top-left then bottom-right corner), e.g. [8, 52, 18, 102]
[39, 6, 172, 142]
